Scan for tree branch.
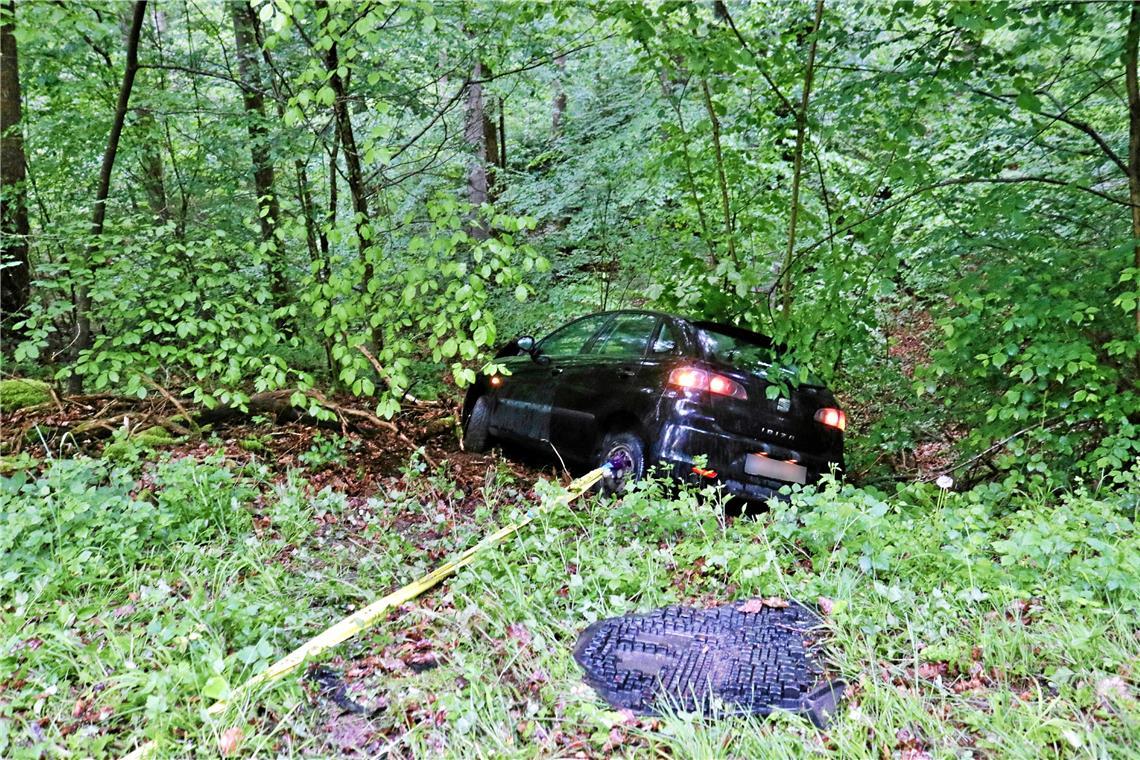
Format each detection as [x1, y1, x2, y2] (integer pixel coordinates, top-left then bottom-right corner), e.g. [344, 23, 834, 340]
[790, 173, 1131, 265]
[971, 87, 1128, 177]
[713, 0, 798, 117]
[139, 62, 260, 94]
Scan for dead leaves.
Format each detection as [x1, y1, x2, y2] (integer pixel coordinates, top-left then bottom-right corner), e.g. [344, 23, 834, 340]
[324, 714, 374, 753]
[110, 603, 136, 619]
[1097, 675, 1133, 708]
[737, 597, 789, 613]
[506, 622, 533, 647]
[916, 662, 948, 681]
[817, 596, 835, 616]
[218, 726, 244, 756]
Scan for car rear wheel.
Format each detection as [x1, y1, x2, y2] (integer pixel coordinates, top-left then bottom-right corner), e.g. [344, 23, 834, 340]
[598, 431, 646, 495]
[462, 396, 493, 453]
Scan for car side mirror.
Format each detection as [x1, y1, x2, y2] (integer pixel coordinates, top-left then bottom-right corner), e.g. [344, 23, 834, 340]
[517, 335, 549, 364]
[652, 338, 676, 354]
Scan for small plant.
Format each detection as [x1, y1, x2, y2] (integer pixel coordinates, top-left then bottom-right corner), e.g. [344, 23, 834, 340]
[297, 432, 354, 469]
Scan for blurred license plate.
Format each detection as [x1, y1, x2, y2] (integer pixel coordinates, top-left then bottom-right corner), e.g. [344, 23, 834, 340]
[745, 454, 806, 484]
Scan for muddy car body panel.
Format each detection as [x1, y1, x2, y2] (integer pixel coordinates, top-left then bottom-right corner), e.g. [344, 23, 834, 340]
[462, 310, 844, 502]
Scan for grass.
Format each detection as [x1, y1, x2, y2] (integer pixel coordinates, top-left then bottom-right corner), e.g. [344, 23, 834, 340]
[1, 440, 1137, 758]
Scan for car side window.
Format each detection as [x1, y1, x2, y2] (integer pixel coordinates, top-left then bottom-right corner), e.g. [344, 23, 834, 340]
[537, 315, 611, 357]
[590, 313, 659, 357]
[653, 320, 682, 355]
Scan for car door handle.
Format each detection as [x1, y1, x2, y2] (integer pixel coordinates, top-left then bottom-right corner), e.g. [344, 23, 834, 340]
[550, 367, 564, 376]
[617, 368, 636, 378]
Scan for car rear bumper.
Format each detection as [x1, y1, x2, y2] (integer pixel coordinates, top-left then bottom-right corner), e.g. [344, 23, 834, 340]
[651, 417, 843, 503]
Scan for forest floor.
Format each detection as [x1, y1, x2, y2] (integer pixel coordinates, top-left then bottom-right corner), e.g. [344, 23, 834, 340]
[1, 395, 1138, 758]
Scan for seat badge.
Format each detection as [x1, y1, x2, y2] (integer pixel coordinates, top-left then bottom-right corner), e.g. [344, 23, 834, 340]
[776, 397, 791, 413]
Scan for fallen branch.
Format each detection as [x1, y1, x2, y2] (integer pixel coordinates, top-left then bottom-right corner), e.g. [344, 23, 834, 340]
[144, 377, 201, 435]
[354, 344, 422, 404]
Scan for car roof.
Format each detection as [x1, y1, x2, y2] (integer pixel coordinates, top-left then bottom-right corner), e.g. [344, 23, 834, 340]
[585, 311, 778, 346]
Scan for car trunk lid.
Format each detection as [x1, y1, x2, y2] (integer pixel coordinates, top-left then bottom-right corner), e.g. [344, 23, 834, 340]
[707, 366, 841, 457]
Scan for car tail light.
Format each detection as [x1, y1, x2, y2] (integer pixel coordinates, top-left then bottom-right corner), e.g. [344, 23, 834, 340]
[668, 367, 747, 399]
[815, 407, 846, 431]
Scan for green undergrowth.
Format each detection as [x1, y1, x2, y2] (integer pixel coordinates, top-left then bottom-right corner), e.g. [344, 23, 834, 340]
[1, 449, 1137, 758]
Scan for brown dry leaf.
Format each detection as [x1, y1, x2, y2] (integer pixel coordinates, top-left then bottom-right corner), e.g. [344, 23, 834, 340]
[739, 597, 789, 613]
[737, 598, 765, 614]
[72, 699, 87, 719]
[507, 622, 533, 647]
[326, 714, 373, 752]
[1096, 676, 1131, 706]
[218, 726, 244, 757]
[817, 597, 835, 616]
[406, 651, 439, 673]
[900, 750, 933, 760]
[917, 662, 947, 680]
[952, 676, 983, 693]
[602, 726, 627, 753]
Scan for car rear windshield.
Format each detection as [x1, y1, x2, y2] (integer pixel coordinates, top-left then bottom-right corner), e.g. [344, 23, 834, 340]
[697, 328, 779, 369]
[696, 327, 790, 377]
[696, 327, 827, 386]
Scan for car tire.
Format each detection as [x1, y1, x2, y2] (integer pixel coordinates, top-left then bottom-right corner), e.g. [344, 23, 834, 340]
[463, 396, 493, 453]
[598, 431, 646, 495]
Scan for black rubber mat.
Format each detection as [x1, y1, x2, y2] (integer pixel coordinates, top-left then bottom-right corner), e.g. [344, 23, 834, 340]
[572, 600, 845, 727]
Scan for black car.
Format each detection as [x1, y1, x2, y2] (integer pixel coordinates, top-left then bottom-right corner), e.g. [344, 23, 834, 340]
[461, 310, 845, 501]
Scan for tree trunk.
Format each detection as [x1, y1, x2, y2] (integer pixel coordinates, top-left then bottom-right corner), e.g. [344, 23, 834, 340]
[701, 78, 736, 267]
[498, 96, 506, 169]
[0, 0, 30, 343]
[552, 54, 566, 137]
[324, 129, 338, 267]
[69, 0, 147, 394]
[465, 59, 490, 239]
[137, 108, 169, 222]
[778, 0, 824, 316]
[231, 0, 289, 327]
[136, 5, 168, 224]
[248, 11, 328, 290]
[1127, 0, 1140, 336]
[484, 95, 501, 200]
[660, 71, 715, 265]
[317, 0, 382, 352]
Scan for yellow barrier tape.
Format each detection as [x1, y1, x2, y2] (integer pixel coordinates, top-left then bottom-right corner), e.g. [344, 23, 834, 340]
[121, 466, 606, 760]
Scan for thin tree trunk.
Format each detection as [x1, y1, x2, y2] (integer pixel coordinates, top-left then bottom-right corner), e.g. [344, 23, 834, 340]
[231, 0, 289, 328]
[778, 0, 824, 316]
[484, 99, 500, 180]
[701, 78, 737, 266]
[552, 54, 566, 137]
[325, 130, 338, 266]
[498, 96, 506, 169]
[317, 0, 381, 353]
[660, 71, 715, 265]
[136, 5, 168, 225]
[465, 58, 490, 239]
[137, 109, 169, 222]
[1127, 0, 1140, 336]
[248, 11, 328, 291]
[0, 0, 30, 343]
[69, 0, 147, 394]
[295, 162, 320, 266]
